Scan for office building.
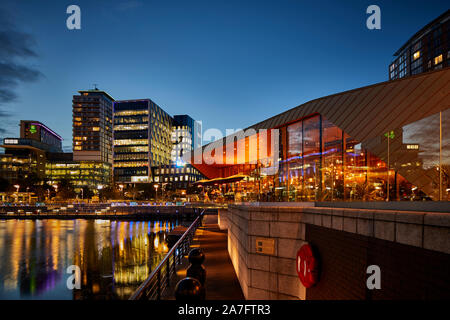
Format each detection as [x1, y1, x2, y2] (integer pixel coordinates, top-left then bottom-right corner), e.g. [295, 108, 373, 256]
[45, 152, 112, 192]
[0, 121, 63, 182]
[389, 10, 449, 80]
[152, 164, 203, 190]
[171, 115, 202, 165]
[113, 99, 172, 184]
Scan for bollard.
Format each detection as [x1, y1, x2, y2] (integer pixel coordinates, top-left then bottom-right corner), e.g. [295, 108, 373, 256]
[186, 248, 206, 286]
[174, 277, 205, 300]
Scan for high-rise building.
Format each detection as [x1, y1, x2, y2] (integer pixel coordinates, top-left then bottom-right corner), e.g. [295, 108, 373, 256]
[113, 99, 173, 184]
[389, 10, 449, 80]
[171, 115, 202, 166]
[72, 88, 114, 163]
[71, 88, 114, 190]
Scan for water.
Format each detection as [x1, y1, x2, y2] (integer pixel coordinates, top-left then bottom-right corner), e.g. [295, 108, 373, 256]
[0, 219, 178, 300]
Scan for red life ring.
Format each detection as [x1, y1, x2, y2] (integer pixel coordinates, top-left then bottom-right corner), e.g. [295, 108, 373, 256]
[296, 243, 320, 288]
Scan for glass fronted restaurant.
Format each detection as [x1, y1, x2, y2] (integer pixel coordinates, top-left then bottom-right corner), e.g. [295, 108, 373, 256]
[190, 68, 450, 202]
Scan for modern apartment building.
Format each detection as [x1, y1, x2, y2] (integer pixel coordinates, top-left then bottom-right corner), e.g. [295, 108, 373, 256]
[71, 88, 114, 190]
[389, 10, 449, 80]
[73, 88, 114, 163]
[113, 99, 173, 184]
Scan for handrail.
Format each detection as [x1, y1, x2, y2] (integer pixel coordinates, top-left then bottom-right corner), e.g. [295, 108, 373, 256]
[129, 209, 205, 300]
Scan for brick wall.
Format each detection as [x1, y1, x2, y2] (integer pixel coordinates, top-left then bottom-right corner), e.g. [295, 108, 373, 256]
[305, 224, 450, 299]
[221, 204, 450, 300]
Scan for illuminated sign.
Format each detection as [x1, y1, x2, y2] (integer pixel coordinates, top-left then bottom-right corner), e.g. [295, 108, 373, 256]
[406, 144, 419, 150]
[4, 139, 18, 144]
[29, 125, 37, 134]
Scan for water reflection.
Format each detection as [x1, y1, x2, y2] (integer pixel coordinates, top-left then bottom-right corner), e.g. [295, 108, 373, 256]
[0, 219, 177, 300]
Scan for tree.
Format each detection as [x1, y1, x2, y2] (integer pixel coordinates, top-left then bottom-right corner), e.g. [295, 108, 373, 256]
[57, 179, 76, 200]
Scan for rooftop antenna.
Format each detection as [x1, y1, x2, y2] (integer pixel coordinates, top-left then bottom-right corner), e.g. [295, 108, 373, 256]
[93, 83, 99, 90]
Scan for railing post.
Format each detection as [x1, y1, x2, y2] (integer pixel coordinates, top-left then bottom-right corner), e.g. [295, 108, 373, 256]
[157, 269, 161, 300]
[173, 250, 176, 273]
[166, 258, 170, 287]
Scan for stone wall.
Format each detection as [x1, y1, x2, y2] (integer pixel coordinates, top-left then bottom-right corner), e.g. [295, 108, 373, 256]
[220, 204, 450, 300]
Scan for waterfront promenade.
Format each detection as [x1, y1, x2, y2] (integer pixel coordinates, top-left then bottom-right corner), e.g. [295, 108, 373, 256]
[163, 213, 244, 300]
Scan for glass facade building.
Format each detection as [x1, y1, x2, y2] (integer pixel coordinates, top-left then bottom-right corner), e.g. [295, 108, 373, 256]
[389, 10, 449, 80]
[113, 99, 173, 184]
[171, 115, 202, 165]
[45, 155, 112, 191]
[152, 164, 203, 190]
[0, 120, 63, 182]
[191, 68, 450, 202]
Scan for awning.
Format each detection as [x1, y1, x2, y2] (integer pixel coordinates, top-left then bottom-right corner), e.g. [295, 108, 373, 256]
[193, 174, 249, 186]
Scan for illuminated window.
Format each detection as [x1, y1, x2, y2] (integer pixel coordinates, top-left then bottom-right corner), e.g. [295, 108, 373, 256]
[413, 51, 420, 60]
[93, 127, 100, 131]
[114, 124, 148, 131]
[114, 139, 148, 146]
[114, 110, 148, 116]
[434, 54, 443, 65]
[74, 146, 82, 151]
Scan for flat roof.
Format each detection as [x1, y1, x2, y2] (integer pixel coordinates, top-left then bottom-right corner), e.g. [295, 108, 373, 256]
[78, 89, 115, 101]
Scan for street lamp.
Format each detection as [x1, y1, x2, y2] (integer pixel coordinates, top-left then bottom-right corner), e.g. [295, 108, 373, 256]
[154, 184, 159, 203]
[13, 184, 20, 204]
[118, 184, 124, 199]
[97, 185, 103, 203]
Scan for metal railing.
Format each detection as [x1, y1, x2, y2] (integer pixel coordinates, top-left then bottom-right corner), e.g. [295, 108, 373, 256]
[129, 209, 205, 300]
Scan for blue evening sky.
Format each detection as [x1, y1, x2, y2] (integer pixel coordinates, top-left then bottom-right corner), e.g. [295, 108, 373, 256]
[0, 0, 448, 149]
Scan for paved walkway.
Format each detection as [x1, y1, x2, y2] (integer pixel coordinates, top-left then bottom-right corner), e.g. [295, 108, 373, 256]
[163, 214, 244, 300]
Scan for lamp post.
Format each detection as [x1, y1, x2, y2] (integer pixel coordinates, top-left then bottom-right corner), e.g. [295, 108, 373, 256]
[97, 185, 103, 203]
[14, 185, 20, 204]
[154, 184, 159, 203]
[119, 184, 124, 199]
